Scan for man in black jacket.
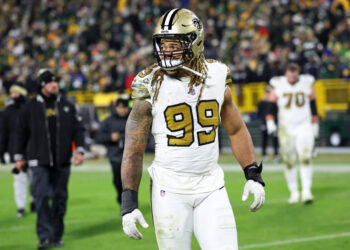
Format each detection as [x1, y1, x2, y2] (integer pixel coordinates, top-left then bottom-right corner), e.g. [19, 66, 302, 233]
[14, 69, 85, 249]
[96, 95, 130, 205]
[0, 82, 35, 218]
[257, 86, 279, 163]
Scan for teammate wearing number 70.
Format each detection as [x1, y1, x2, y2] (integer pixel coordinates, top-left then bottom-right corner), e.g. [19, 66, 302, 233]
[266, 63, 319, 204]
[120, 8, 265, 249]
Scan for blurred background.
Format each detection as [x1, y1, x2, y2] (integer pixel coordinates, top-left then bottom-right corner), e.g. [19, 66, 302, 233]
[1, 1, 350, 250]
[0, 0, 349, 155]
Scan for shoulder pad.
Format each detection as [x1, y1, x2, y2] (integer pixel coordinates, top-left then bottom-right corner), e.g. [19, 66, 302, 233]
[301, 74, 315, 85]
[206, 58, 218, 64]
[131, 67, 154, 100]
[206, 58, 226, 65]
[269, 77, 281, 87]
[225, 66, 233, 87]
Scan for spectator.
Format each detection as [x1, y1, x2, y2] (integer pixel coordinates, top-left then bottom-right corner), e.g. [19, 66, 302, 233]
[0, 82, 35, 218]
[96, 95, 131, 205]
[14, 69, 85, 249]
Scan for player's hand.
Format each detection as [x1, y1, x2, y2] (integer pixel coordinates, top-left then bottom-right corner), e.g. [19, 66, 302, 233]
[122, 209, 149, 240]
[312, 123, 319, 138]
[242, 180, 265, 212]
[73, 153, 84, 166]
[111, 132, 121, 142]
[266, 120, 277, 135]
[15, 160, 26, 172]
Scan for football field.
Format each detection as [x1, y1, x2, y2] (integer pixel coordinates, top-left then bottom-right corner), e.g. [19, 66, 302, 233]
[0, 153, 349, 250]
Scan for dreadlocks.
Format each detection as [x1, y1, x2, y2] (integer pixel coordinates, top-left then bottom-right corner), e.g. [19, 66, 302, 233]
[151, 52, 208, 105]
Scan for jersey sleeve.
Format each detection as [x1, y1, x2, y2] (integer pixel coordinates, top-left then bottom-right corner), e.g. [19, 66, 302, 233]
[300, 74, 315, 96]
[269, 77, 280, 88]
[206, 59, 232, 88]
[304, 74, 315, 87]
[131, 69, 152, 102]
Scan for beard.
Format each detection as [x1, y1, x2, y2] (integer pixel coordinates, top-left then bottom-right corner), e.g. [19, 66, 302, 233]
[164, 69, 181, 78]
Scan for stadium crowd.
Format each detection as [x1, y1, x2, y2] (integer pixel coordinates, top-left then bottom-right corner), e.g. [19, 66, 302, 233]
[0, 0, 349, 95]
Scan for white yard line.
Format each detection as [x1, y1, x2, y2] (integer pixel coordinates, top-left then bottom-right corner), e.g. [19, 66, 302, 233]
[1, 220, 350, 249]
[239, 231, 350, 249]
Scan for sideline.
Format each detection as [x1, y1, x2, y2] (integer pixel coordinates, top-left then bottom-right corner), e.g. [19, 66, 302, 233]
[1, 164, 349, 173]
[72, 164, 350, 173]
[222, 146, 350, 154]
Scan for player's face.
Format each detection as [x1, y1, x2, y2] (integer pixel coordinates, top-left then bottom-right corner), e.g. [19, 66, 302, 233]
[116, 106, 130, 117]
[285, 70, 300, 84]
[42, 81, 59, 96]
[160, 39, 184, 60]
[10, 91, 20, 99]
[160, 39, 185, 76]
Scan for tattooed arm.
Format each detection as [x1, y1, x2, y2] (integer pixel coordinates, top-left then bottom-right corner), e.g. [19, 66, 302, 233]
[121, 99, 153, 191]
[121, 99, 152, 239]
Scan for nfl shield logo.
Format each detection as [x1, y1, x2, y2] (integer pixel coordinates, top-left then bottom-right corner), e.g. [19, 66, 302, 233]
[160, 190, 166, 197]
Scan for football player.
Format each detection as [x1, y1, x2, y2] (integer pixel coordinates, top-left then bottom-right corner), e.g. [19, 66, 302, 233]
[120, 8, 265, 249]
[266, 63, 319, 204]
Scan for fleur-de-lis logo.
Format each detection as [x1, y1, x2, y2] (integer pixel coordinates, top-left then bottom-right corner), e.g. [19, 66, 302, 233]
[46, 108, 56, 117]
[192, 18, 202, 31]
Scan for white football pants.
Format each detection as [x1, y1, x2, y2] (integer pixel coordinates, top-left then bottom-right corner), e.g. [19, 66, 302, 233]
[151, 184, 238, 250]
[13, 167, 34, 210]
[278, 123, 314, 194]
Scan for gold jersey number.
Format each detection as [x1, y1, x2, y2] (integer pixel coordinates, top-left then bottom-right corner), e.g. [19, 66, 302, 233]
[283, 92, 305, 109]
[164, 100, 219, 146]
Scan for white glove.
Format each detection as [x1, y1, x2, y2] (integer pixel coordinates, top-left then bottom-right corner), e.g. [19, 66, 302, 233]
[122, 209, 149, 240]
[266, 120, 277, 135]
[312, 123, 319, 138]
[242, 180, 265, 212]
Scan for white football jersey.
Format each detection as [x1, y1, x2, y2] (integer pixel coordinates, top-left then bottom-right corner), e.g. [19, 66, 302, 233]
[270, 74, 315, 128]
[131, 60, 232, 193]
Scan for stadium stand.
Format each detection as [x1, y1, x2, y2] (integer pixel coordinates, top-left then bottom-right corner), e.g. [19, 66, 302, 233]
[0, 0, 349, 95]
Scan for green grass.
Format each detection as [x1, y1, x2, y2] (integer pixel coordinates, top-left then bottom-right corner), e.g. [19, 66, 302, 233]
[0, 153, 350, 249]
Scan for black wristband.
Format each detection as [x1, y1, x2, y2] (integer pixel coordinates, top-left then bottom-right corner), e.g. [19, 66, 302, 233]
[266, 101, 277, 116]
[121, 189, 138, 216]
[310, 99, 317, 116]
[244, 162, 265, 187]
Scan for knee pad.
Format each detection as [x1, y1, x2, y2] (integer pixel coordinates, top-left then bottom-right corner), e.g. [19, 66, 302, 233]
[301, 159, 311, 165]
[299, 148, 311, 165]
[283, 155, 296, 168]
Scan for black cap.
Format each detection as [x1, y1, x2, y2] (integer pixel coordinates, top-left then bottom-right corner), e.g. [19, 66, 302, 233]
[116, 97, 129, 108]
[37, 69, 56, 87]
